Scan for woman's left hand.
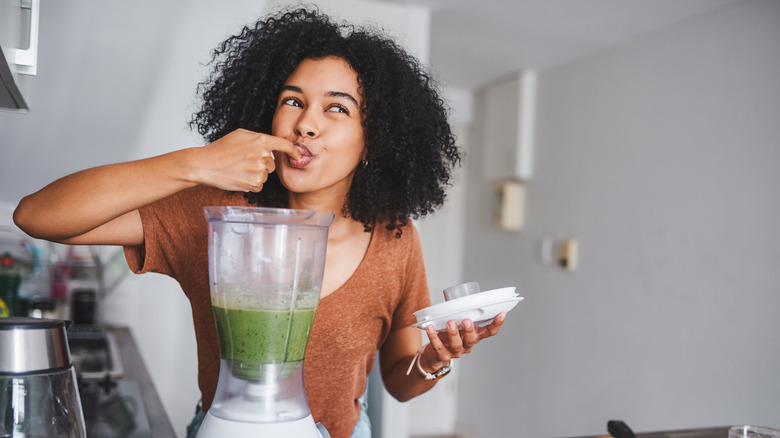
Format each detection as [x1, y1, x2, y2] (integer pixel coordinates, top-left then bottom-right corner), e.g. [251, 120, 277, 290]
[420, 313, 506, 372]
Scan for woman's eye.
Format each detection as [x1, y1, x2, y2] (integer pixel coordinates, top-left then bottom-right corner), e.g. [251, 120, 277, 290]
[327, 104, 349, 114]
[282, 97, 303, 108]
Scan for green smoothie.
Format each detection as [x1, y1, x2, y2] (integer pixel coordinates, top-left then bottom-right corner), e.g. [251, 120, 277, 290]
[212, 305, 317, 380]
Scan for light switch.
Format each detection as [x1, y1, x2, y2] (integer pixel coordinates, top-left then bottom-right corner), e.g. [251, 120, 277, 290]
[493, 180, 525, 231]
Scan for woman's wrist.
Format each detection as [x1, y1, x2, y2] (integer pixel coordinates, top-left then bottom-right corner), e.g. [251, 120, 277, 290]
[419, 344, 446, 373]
[405, 344, 453, 381]
[177, 146, 209, 186]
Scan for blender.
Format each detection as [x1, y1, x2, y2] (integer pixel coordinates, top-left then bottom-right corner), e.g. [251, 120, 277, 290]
[0, 317, 87, 438]
[197, 206, 333, 438]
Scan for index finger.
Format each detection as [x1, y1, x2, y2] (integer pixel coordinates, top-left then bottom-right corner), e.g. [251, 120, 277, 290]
[267, 136, 301, 160]
[425, 324, 452, 361]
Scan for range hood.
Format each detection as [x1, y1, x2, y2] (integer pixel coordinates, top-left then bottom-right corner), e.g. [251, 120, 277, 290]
[0, 44, 28, 112]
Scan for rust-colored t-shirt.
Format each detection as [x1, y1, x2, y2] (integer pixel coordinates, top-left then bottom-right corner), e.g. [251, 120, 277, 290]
[123, 185, 431, 438]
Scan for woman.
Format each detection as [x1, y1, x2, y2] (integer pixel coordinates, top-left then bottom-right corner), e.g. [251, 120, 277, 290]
[14, 8, 505, 438]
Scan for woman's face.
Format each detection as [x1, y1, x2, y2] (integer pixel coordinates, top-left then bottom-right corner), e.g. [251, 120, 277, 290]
[272, 56, 365, 198]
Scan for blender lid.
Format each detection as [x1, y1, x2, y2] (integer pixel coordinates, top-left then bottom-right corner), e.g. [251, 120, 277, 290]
[412, 287, 523, 332]
[204, 206, 334, 228]
[0, 317, 72, 374]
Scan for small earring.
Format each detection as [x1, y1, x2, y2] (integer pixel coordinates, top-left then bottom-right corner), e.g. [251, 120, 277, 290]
[361, 159, 369, 168]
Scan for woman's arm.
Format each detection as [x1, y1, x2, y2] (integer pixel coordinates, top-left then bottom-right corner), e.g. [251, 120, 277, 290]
[379, 313, 506, 402]
[13, 129, 299, 246]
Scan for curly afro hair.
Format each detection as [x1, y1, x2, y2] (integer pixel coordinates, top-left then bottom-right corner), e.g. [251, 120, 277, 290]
[191, 7, 460, 237]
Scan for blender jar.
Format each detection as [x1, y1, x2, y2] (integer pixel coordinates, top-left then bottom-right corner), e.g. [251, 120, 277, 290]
[204, 206, 333, 425]
[0, 317, 86, 438]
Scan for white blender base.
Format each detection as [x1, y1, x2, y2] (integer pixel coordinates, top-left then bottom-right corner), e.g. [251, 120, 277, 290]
[197, 411, 329, 437]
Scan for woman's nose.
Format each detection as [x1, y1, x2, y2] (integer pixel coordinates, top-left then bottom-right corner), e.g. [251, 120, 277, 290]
[295, 109, 319, 138]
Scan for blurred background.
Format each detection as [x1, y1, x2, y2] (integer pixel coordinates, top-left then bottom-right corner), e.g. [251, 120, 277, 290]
[1, 0, 778, 437]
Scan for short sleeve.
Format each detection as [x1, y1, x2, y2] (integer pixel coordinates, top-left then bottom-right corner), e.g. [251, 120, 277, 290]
[122, 186, 236, 278]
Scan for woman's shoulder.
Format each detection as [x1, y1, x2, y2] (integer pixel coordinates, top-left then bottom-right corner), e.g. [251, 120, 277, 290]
[370, 220, 420, 251]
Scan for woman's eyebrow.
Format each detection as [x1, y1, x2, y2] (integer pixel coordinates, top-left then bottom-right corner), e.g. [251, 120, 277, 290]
[326, 91, 359, 107]
[280, 85, 359, 107]
[280, 85, 303, 94]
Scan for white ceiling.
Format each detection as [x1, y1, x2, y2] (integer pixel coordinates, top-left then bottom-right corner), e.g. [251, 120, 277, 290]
[376, 0, 743, 90]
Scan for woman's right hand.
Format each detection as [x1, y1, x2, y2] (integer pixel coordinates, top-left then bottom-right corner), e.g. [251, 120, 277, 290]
[191, 129, 300, 193]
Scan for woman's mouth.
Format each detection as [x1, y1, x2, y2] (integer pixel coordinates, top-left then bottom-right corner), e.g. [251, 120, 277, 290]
[288, 144, 313, 168]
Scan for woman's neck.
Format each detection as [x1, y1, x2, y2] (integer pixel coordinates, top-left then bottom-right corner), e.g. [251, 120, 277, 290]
[287, 188, 343, 214]
[287, 191, 365, 241]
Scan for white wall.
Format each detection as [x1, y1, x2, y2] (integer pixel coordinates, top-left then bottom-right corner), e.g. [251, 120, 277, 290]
[458, 1, 780, 437]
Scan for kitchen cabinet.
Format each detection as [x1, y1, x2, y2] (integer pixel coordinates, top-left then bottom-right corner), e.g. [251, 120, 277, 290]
[1, 0, 38, 111]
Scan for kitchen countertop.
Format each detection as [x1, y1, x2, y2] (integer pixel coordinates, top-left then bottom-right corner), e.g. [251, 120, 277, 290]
[108, 326, 177, 438]
[563, 426, 731, 438]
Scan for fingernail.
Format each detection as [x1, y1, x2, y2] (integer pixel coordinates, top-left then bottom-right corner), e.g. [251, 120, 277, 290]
[426, 325, 436, 335]
[463, 319, 472, 329]
[448, 321, 457, 331]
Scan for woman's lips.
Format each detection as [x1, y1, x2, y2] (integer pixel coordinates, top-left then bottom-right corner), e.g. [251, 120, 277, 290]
[287, 143, 313, 168]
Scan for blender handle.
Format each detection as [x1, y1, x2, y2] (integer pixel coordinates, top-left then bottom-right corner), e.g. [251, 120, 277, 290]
[315, 422, 331, 438]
